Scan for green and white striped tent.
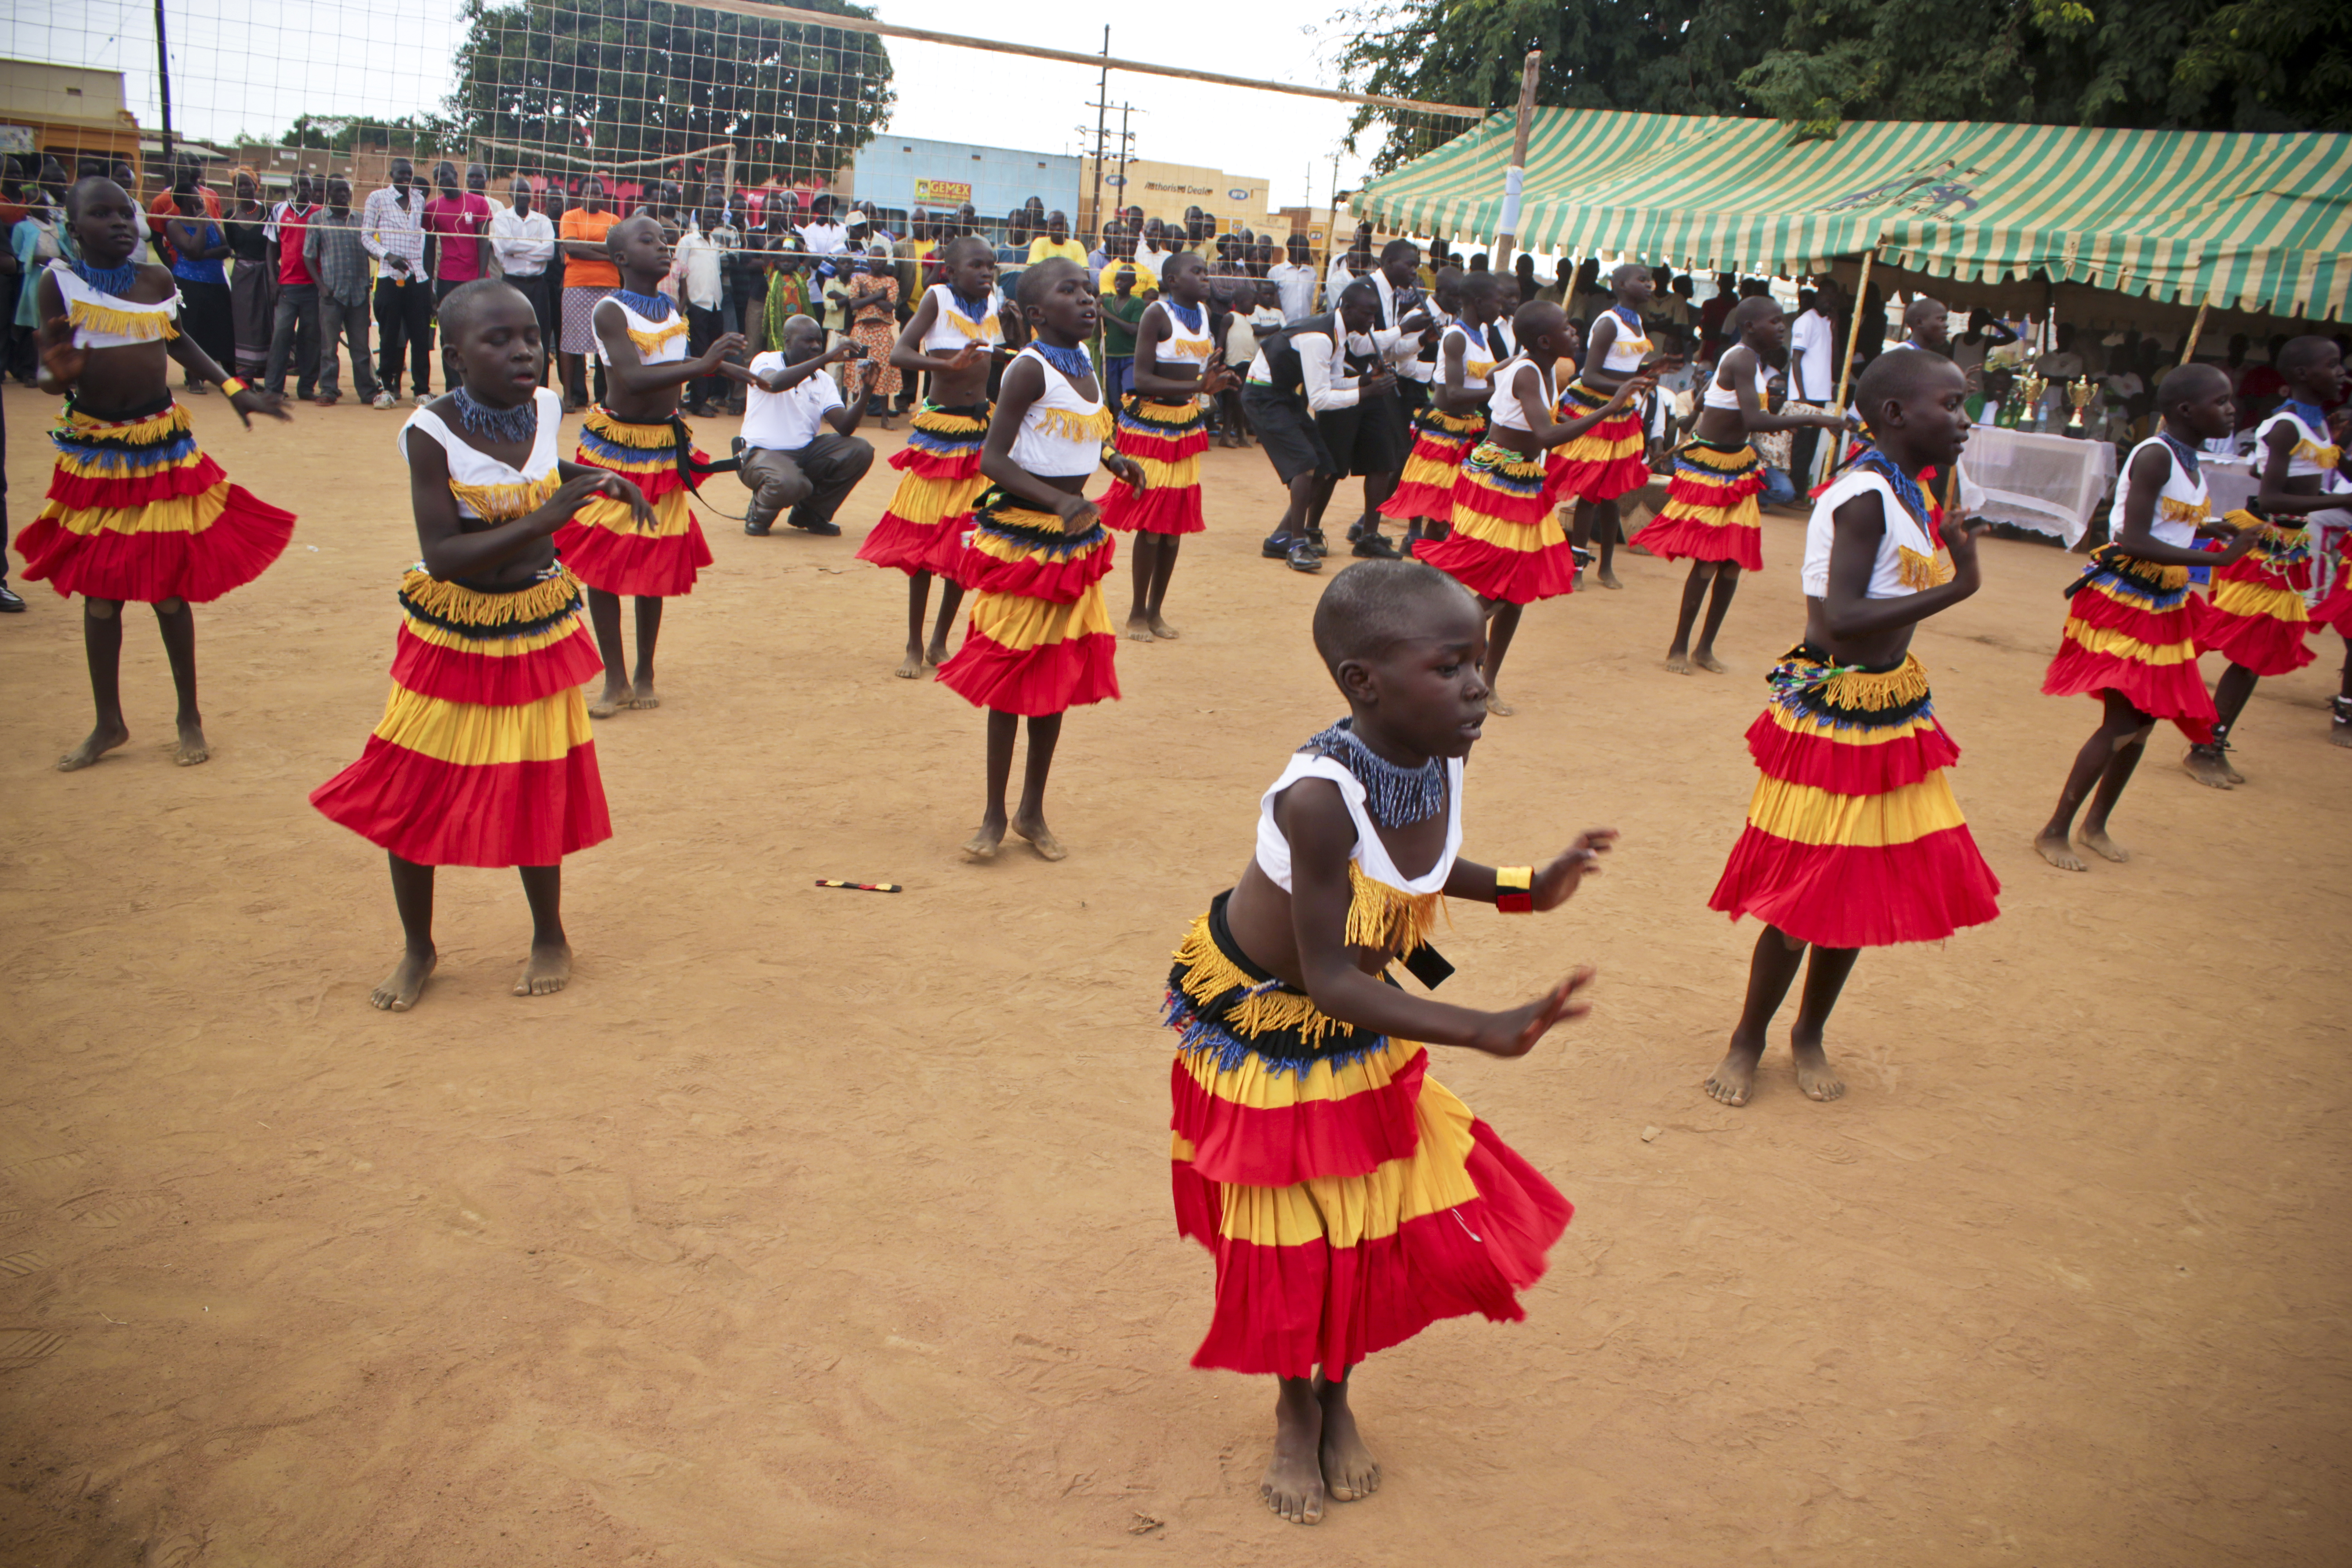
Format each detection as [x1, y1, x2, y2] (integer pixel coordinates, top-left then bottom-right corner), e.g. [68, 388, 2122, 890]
[1352, 108, 2352, 322]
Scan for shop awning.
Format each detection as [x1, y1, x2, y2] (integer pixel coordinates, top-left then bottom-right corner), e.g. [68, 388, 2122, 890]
[1352, 108, 2352, 322]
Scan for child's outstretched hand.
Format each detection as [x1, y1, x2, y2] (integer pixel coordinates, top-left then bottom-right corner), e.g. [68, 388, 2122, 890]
[1105, 452, 1147, 493]
[1200, 349, 1240, 396]
[1531, 829, 1617, 910]
[229, 384, 293, 427]
[1054, 491, 1103, 534]
[1469, 967, 1597, 1058]
[547, 471, 652, 531]
[35, 316, 85, 388]
[1603, 373, 1656, 412]
[943, 341, 987, 373]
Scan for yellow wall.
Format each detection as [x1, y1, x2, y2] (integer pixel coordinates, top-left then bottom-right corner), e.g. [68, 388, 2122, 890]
[1082, 157, 1273, 234]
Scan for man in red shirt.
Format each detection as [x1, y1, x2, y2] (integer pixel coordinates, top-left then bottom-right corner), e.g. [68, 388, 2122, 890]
[422, 159, 491, 392]
[264, 172, 323, 400]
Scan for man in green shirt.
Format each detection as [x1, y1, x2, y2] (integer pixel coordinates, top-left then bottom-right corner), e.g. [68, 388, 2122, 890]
[1099, 264, 1150, 403]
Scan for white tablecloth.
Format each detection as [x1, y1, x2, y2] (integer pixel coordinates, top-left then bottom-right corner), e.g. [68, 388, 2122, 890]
[2202, 457, 2260, 520]
[1953, 426, 2117, 546]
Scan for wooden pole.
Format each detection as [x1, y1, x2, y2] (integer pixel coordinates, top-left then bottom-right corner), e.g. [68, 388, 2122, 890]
[1490, 49, 1543, 273]
[2178, 299, 2211, 367]
[1088, 27, 1108, 242]
[1831, 245, 1877, 415]
[153, 0, 175, 169]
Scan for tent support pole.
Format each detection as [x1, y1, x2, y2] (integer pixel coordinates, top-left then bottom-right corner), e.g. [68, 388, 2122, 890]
[1490, 49, 1542, 272]
[1832, 245, 1877, 414]
[2178, 300, 2211, 367]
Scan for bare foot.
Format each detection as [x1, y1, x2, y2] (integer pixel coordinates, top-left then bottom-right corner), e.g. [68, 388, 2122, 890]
[1316, 1379, 1381, 1503]
[1148, 613, 1181, 640]
[173, 717, 210, 766]
[1693, 650, 1727, 674]
[1597, 566, 1622, 589]
[369, 948, 436, 1011]
[924, 638, 953, 668]
[57, 719, 131, 772]
[2034, 831, 2088, 872]
[2182, 746, 2233, 789]
[1124, 613, 1156, 642]
[588, 683, 629, 720]
[2220, 753, 2245, 785]
[963, 819, 1006, 860]
[1705, 1040, 1763, 1107]
[513, 941, 571, 997]
[1666, 652, 1692, 674]
[627, 679, 660, 710]
[2077, 825, 2130, 863]
[1792, 1034, 1845, 1102]
[894, 648, 924, 679]
[1011, 813, 1067, 862]
[2332, 715, 2352, 748]
[1263, 1385, 1325, 1526]
[1485, 693, 1515, 717]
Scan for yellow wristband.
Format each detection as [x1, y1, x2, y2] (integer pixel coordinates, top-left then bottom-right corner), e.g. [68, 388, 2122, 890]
[221, 377, 249, 397]
[1495, 866, 1534, 913]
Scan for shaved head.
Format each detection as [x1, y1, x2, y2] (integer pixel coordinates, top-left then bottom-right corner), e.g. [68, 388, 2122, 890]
[2158, 361, 2231, 409]
[1513, 299, 1567, 348]
[1730, 295, 1783, 332]
[1610, 262, 1648, 288]
[1311, 559, 1478, 678]
[1016, 255, 1083, 309]
[1903, 296, 1948, 329]
[2279, 334, 2338, 376]
[64, 174, 125, 220]
[604, 213, 660, 255]
[436, 277, 534, 345]
[1853, 343, 1959, 414]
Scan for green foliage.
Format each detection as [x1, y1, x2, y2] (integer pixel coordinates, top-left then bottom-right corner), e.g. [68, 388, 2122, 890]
[280, 113, 457, 157]
[2171, 0, 2352, 132]
[444, 0, 893, 182]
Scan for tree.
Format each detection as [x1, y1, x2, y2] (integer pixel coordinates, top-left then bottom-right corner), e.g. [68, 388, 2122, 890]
[445, 0, 894, 183]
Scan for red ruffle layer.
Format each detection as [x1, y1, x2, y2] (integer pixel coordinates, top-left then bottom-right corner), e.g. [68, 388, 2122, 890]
[1170, 1049, 1426, 1189]
[2042, 640, 2218, 730]
[888, 442, 983, 480]
[1099, 482, 1205, 535]
[1178, 1119, 1571, 1378]
[550, 515, 714, 598]
[1709, 823, 2002, 949]
[954, 535, 1117, 603]
[1744, 707, 1962, 794]
[1627, 511, 1762, 570]
[387, 622, 606, 707]
[44, 454, 222, 509]
[1551, 451, 1651, 503]
[309, 739, 612, 868]
[2310, 579, 2352, 637]
[1115, 425, 1209, 463]
[1412, 530, 1578, 604]
[2065, 583, 2195, 647]
[15, 484, 295, 603]
[1378, 477, 1460, 523]
[935, 627, 1120, 715]
[2194, 600, 2317, 676]
[856, 513, 969, 579]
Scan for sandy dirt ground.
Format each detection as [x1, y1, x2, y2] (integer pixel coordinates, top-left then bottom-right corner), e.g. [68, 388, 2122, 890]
[2, 380, 2347, 1567]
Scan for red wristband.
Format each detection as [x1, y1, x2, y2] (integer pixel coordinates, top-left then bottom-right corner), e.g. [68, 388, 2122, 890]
[1495, 865, 1534, 914]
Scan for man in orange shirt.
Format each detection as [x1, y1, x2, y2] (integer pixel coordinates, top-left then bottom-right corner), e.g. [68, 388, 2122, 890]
[558, 175, 623, 411]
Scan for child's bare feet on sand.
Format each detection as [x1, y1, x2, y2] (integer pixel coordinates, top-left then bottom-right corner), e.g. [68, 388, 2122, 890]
[1148, 613, 1181, 640]
[173, 717, 210, 766]
[2034, 831, 2088, 872]
[1693, 649, 1727, 674]
[1791, 1029, 1845, 1102]
[1264, 1382, 1325, 1526]
[1705, 1037, 1763, 1106]
[963, 818, 1006, 859]
[1124, 613, 1156, 642]
[57, 719, 130, 772]
[924, 637, 953, 669]
[588, 683, 630, 719]
[627, 678, 659, 710]
[1315, 1378, 1380, 1503]
[2077, 825, 2130, 863]
[895, 647, 925, 679]
[2182, 745, 2233, 789]
[1666, 651, 1692, 674]
[370, 949, 436, 1011]
[514, 941, 571, 996]
[1597, 566, 1622, 589]
[1011, 813, 1066, 861]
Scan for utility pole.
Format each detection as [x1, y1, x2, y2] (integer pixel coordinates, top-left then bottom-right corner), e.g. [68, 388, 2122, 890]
[1087, 26, 1108, 239]
[153, 0, 175, 172]
[1114, 102, 1133, 223]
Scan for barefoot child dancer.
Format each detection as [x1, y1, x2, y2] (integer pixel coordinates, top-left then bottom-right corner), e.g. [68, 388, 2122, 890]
[558, 214, 744, 716]
[1632, 295, 1847, 674]
[1555, 263, 1656, 590]
[2035, 364, 2266, 867]
[2302, 405, 2352, 747]
[1416, 300, 1651, 716]
[1167, 557, 1602, 1524]
[1099, 251, 1236, 641]
[937, 258, 1138, 861]
[310, 279, 651, 1010]
[17, 176, 297, 771]
[2186, 337, 2348, 778]
[1704, 350, 2000, 1106]
[1379, 268, 1494, 549]
[858, 236, 1015, 676]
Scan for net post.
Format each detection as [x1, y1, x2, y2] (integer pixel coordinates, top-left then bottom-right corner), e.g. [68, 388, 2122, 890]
[1832, 242, 1878, 415]
[1491, 49, 1541, 272]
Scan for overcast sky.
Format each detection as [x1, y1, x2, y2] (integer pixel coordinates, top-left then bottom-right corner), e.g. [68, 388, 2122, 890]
[4, 0, 1437, 202]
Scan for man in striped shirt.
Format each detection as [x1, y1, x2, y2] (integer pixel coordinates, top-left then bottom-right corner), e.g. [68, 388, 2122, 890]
[363, 157, 432, 407]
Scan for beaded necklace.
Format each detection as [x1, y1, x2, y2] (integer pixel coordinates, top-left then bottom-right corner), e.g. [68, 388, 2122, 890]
[1856, 447, 1931, 531]
[71, 257, 142, 298]
[1032, 340, 1094, 382]
[1305, 718, 1448, 829]
[613, 288, 672, 323]
[948, 286, 993, 323]
[1612, 303, 1645, 337]
[1165, 298, 1204, 334]
[2280, 397, 2329, 436]
[450, 386, 541, 446]
[2156, 428, 2202, 485]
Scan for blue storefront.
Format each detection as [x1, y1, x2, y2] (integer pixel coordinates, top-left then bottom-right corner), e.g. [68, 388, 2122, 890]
[849, 135, 1082, 225]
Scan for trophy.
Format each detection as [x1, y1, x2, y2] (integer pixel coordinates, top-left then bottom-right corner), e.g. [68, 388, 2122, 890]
[2009, 368, 2046, 430]
[2064, 377, 2095, 436]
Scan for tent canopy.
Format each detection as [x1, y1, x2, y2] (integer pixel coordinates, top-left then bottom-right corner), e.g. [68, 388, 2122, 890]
[1352, 108, 2352, 323]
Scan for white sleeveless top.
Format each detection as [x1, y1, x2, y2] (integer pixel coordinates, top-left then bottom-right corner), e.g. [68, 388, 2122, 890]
[921, 283, 1005, 353]
[592, 294, 689, 366]
[1254, 751, 1465, 897]
[1487, 357, 1557, 433]
[49, 260, 180, 349]
[1803, 467, 1953, 598]
[2107, 434, 2212, 549]
[1596, 305, 1651, 376]
[400, 388, 564, 522]
[1150, 298, 1216, 369]
[1007, 347, 1112, 478]
[1442, 321, 1503, 392]
[1705, 350, 1770, 412]
[2257, 408, 2341, 482]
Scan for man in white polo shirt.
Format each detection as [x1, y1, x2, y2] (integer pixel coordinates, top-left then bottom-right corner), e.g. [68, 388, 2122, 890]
[1787, 277, 1842, 489]
[731, 314, 877, 537]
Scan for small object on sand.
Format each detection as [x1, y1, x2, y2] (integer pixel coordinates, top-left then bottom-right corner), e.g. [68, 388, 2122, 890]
[1640, 1125, 1661, 1143]
[816, 879, 904, 893]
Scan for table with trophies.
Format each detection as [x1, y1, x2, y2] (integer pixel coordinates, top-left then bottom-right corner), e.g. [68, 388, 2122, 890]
[1959, 369, 2116, 547]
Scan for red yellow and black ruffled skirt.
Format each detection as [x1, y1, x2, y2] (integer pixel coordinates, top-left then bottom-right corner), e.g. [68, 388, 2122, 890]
[858, 402, 990, 580]
[1710, 647, 2000, 949]
[553, 407, 715, 597]
[2193, 517, 2314, 677]
[1628, 440, 1765, 570]
[1165, 892, 1571, 1377]
[1413, 441, 1578, 604]
[2043, 544, 2217, 734]
[1099, 396, 1207, 535]
[2308, 524, 2352, 636]
[15, 398, 295, 603]
[1549, 379, 1651, 502]
[309, 566, 612, 868]
[1380, 407, 1487, 524]
[936, 490, 1121, 715]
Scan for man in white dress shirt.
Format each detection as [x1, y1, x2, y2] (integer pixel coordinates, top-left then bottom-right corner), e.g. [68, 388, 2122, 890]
[489, 176, 558, 383]
[1786, 277, 1842, 488]
[1265, 231, 1319, 323]
[731, 314, 876, 537]
[1246, 285, 1393, 570]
